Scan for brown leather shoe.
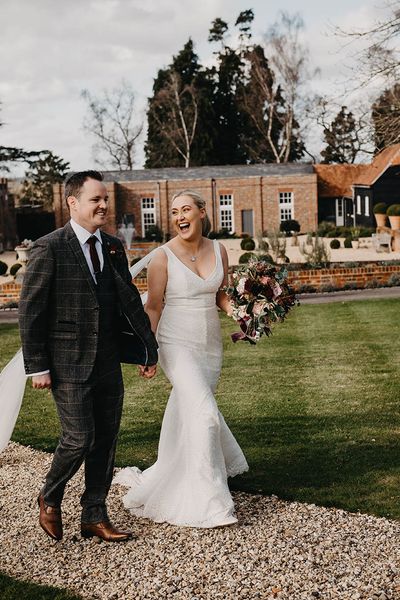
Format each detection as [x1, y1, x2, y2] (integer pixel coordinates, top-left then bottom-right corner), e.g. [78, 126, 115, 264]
[81, 520, 134, 542]
[38, 494, 63, 541]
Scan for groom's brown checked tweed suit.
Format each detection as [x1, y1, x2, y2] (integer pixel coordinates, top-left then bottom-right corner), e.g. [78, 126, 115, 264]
[19, 221, 158, 522]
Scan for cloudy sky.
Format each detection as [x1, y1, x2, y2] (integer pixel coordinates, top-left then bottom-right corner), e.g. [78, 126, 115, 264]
[0, 0, 381, 173]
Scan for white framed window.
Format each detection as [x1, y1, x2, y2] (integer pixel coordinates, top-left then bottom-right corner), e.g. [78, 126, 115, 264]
[219, 194, 234, 233]
[279, 191, 294, 221]
[141, 197, 156, 235]
[356, 194, 361, 215]
[365, 195, 370, 217]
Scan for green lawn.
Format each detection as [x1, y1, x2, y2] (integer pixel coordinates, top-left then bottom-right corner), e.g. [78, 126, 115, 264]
[2, 298, 400, 520]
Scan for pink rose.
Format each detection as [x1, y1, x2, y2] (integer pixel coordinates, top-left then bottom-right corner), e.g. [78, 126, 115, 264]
[253, 301, 265, 316]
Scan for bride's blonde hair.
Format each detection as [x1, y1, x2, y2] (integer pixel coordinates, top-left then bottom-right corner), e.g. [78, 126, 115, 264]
[171, 190, 212, 237]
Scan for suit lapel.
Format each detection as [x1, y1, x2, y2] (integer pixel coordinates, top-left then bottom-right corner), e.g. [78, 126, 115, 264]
[65, 223, 98, 302]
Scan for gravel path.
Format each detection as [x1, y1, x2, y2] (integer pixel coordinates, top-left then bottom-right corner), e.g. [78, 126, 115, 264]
[1, 444, 399, 599]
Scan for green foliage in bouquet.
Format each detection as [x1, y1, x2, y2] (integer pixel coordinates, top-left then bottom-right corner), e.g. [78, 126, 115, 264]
[225, 258, 296, 344]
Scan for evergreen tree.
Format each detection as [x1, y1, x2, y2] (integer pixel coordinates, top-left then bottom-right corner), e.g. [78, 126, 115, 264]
[145, 39, 216, 168]
[239, 45, 304, 163]
[321, 106, 360, 163]
[22, 151, 70, 210]
[208, 14, 255, 165]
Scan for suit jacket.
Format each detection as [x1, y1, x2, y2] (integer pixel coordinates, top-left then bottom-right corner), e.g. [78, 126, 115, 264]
[18, 222, 158, 382]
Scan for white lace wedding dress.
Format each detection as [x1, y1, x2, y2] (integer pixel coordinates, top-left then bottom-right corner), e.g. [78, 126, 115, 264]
[113, 240, 249, 528]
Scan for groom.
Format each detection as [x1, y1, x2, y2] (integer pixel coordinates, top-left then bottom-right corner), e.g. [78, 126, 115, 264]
[19, 170, 158, 542]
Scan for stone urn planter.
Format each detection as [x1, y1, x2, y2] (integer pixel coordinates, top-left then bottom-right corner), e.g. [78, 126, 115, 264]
[14, 240, 33, 277]
[15, 246, 31, 263]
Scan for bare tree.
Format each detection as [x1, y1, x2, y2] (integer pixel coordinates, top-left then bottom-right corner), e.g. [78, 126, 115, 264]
[263, 11, 318, 162]
[152, 72, 198, 168]
[239, 45, 305, 163]
[315, 97, 374, 161]
[335, 1, 400, 85]
[372, 83, 400, 150]
[81, 81, 143, 170]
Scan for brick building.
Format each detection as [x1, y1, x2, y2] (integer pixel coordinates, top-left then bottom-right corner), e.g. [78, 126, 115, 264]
[53, 163, 318, 238]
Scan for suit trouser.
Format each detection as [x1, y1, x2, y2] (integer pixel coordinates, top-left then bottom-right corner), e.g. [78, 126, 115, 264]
[42, 349, 124, 523]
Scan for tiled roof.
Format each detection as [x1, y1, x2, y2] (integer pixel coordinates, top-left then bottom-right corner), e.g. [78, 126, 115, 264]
[313, 164, 369, 198]
[353, 144, 400, 185]
[102, 163, 314, 182]
[313, 144, 400, 197]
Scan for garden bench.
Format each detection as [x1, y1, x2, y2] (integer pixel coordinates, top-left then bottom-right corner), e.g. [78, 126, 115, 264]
[372, 232, 392, 252]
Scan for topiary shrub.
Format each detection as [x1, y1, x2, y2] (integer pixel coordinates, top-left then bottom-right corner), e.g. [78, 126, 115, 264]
[238, 252, 257, 264]
[344, 237, 353, 248]
[330, 239, 341, 249]
[387, 204, 400, 216]
[0, 260, 7, 276]
[280, 219, 300, 235]
[240, 237, 256, 251]
[373, 202, 388, 214]
[9, 263, 22, 277]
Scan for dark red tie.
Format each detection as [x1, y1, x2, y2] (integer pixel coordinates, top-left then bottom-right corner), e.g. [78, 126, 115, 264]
[87, 236, 100, 279]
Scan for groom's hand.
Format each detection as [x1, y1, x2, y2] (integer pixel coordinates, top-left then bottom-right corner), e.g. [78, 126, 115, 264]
[32, 373, 52, 389]
[138, 364, 157, 379]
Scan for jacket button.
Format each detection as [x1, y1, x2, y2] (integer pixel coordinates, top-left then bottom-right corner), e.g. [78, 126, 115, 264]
[93, 332, 97, 336]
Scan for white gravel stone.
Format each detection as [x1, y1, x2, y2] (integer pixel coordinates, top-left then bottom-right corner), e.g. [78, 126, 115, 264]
[1, 442, 400, 599]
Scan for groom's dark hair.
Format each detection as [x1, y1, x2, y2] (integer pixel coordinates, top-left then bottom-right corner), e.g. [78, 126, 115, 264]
[64, 170, 103, 204]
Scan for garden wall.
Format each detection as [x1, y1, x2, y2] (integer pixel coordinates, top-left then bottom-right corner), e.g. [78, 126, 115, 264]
[1, 263, 399, 307]
[287, 263, 400, 292]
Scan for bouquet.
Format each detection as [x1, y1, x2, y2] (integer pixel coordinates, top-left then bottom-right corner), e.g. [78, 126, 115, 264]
[224, 259, 296, 344]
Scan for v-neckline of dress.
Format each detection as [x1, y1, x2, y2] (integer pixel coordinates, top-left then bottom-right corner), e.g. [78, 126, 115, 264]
[166, 241, 218, 282]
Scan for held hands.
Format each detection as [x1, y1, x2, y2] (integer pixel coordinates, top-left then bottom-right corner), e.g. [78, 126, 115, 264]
[138, 364, 157, 379]
[32, 373, 52, 389]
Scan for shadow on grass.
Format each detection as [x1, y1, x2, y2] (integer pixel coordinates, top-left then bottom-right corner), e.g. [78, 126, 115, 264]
[228, 412, 400, 518]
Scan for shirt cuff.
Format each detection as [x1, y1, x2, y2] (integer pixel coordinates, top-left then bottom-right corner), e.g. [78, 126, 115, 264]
[29, 370, 50, 377]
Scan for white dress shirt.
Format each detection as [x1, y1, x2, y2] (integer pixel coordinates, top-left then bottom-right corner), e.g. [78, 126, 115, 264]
[30, 220, 103, 378]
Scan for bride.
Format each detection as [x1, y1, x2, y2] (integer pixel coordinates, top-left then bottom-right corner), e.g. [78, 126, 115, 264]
[113, 190, 249, 528]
